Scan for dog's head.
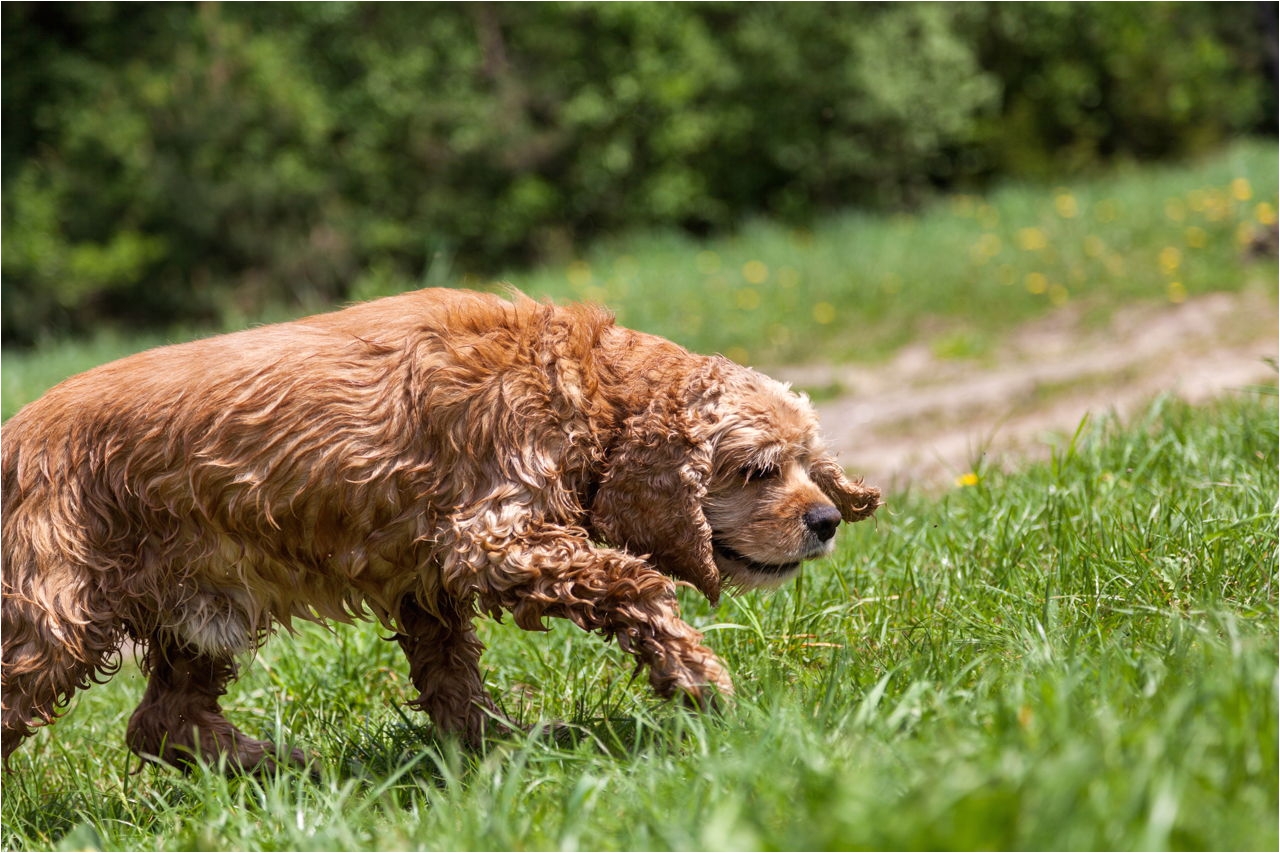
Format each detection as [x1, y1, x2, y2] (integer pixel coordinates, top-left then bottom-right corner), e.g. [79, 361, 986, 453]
[591, 357, 880, 604]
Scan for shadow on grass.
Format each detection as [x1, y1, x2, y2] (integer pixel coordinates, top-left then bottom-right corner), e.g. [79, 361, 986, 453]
[0, 764, 193, 851]
[321, 699, 711, 786]
[0, 702, 714, 849]
[2, 789, 98, 850]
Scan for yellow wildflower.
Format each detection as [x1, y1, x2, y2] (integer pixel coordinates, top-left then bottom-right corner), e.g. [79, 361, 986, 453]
[1017, 227, 1048, 251]
[956, 472, 980, 488]
[1256, 202, 1277, 226]
[1205, 193, 1229, 222]
[812, 302, 837, 324]
[1230, 178, 1252, 201]
[1167, 281, 1187, 304]
[1158, 247, 1182, 275]
[742, 260, 769, 284]
[1049, 284, 1070, 306]
[1184, 227, 1207, 249]
[1025, 272, 1048, 294]
[1054, 192, 1079, 219]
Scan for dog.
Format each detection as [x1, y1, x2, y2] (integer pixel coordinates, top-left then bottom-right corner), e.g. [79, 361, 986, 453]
[2, 287, 879, 771]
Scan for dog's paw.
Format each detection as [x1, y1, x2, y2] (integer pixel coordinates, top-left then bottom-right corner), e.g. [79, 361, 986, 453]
[650, 651, 735, 712]
[221, 739, 318, 778]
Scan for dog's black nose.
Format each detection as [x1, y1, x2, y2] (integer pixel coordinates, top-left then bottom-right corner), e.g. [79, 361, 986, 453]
[804, 504, 842, 542]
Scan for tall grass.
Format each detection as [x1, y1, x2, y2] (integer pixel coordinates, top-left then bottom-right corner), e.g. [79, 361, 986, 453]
[512, 137, 1277, 365]
[3, 139, 1276, 420]
[3, 390, 1275, 851]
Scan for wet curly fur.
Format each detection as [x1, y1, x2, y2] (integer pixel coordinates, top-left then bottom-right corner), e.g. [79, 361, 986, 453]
[1, 288, 879, 771]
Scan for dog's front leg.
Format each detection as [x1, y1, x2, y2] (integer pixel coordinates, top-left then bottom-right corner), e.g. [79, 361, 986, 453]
[393, 595, 513, 747]
[443, 525, 734, 709]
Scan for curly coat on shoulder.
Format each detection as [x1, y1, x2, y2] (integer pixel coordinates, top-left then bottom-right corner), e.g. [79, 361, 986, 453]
[2, 288, 879, 771]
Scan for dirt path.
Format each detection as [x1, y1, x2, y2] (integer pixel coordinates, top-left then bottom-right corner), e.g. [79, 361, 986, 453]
[774, 290, 1278, 493]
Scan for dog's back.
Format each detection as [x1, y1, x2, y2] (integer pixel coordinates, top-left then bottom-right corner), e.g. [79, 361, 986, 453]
[4, 288, 613, 620]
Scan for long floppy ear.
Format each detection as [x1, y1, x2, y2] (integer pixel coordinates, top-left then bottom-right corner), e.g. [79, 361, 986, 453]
[811, 455, 882, 523]
[591, 409, 722, 605]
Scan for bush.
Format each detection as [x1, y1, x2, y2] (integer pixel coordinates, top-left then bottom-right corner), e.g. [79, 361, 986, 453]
[2, 2, 1273, 344]
[967, 3, 1275, 176]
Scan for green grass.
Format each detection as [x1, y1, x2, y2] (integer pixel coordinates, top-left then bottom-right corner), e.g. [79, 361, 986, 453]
[2, 140, 1276, 848]
[508, 136, 1277, 365]
[3, 391, 1275, 851]
[3, 138, 1276, 420]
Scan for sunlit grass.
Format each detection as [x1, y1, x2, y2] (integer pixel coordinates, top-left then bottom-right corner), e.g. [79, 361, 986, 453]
[2, 391, 1275, 851]
[515, 137, 1276, 365]
[3, 138, 1276, 420]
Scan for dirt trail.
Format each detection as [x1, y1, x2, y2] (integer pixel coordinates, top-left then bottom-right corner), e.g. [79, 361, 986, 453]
[774, 290, 1278, 493]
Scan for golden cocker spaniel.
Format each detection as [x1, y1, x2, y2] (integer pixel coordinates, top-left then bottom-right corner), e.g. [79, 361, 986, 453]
[2, 288, 879, 771]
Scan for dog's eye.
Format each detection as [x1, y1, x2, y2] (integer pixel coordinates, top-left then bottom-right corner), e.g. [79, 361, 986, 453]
[741, 464, 780, 483]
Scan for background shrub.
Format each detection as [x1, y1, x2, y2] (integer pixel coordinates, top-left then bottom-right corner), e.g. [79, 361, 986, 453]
[2, 1, 1274, 344]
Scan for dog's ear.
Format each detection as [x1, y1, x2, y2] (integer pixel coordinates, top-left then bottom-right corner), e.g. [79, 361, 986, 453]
[591, 409, 721, 605]
[810, 455, 882, 522]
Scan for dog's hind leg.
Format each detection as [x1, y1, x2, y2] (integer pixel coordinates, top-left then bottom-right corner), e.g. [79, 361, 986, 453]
[393, 596, 512, 747]
[125, 637, 306, 773]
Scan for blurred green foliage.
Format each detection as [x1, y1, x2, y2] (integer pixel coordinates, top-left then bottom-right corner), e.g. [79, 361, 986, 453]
[3, 2, 1274, 345]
